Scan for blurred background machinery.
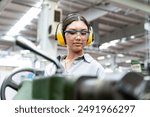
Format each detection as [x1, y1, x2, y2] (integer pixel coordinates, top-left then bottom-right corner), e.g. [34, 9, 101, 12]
[0, 0, 150, 69]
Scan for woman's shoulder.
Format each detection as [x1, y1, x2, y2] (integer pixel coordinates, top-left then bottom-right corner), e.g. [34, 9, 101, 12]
[84, 53, 99, 64]
[83, 53, 94, 63]
[84, 53, 104, 67]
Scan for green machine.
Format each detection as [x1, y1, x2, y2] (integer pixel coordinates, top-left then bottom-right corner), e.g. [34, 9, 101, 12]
[1, 37, 150, 100]
[1, 67, 149, 100]
[0, 38, 116, 100]
[1, 67, 119, 100]
[0, 68, 126, 100]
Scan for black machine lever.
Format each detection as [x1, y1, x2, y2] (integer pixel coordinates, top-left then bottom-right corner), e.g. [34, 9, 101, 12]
[15, 37, 64, 74]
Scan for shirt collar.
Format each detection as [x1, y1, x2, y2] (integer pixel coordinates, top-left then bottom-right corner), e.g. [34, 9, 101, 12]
[83, 53, 93, 63]
[59, 53, 93, 63]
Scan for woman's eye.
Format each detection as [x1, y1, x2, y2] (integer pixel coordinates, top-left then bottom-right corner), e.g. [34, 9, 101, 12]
[81, 32, 87, 35]
[65, 30, 76, 35]
[64, 30, 89, 36]
[69, 31, 76, 35]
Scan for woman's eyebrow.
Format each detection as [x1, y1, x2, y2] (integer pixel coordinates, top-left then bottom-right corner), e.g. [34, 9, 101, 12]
[66, 28, 88, 30]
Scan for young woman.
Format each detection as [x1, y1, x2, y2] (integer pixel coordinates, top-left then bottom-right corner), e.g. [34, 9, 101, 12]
[45, 13, 105, 79]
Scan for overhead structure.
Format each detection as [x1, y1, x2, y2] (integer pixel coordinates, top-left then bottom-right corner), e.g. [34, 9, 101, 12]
[110, 0, 150, 14]
[0, 0, 13, 13]
[0, 0, 150, 67]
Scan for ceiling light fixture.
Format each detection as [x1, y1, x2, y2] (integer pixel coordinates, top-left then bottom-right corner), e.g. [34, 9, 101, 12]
[117, 54, 124, 57]
[99, 42, 110, 50]
[130, 35, 135, 39]
[97, 56, 105, 60]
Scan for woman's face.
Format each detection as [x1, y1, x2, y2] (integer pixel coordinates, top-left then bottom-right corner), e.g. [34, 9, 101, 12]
[64, 21, 89, 53]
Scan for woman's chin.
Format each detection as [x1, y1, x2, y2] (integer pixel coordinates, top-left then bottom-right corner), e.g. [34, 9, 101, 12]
[73, 47, 83, 52]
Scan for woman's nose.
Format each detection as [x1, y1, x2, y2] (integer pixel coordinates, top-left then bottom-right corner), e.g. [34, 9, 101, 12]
[75, 32, 82, 39]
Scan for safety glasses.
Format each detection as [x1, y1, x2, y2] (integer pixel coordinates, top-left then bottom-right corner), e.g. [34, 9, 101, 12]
[64, 29, 89, 36]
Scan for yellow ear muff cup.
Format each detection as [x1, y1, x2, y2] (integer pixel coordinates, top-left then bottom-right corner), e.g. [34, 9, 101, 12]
[57, 31, 65, 46]
[86, 31, 93, 45]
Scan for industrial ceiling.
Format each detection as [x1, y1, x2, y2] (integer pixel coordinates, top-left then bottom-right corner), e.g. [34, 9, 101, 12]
[0, 0, 150, 68]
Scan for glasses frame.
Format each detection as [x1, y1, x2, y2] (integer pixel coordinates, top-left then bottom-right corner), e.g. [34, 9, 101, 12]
[64, 29, 89, 37]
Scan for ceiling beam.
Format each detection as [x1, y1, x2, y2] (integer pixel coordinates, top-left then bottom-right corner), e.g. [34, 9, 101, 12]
[0, 0, 12, 13]
[100, 22, 145, 44]
[110, 0, 150, 15]
[79, 4, 120, 22]
[122, 42, 146, 53]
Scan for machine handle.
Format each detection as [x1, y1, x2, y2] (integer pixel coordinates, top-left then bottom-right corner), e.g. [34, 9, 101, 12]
[0, 68, 39, 100]
[16, 37, 64, 74]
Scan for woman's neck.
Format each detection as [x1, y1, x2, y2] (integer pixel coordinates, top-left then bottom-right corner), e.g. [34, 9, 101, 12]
[64, 51, 83, 70]
[66, 51, 83, 61]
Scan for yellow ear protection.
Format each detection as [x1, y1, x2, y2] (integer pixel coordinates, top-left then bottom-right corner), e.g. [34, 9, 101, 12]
[55, 23, 66, 46]
[55, 14, 94, 46]
[86, 26, 93, 45]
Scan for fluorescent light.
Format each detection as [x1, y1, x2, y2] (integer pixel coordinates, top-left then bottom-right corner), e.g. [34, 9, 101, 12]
[106, 54, 111, 58]
[99, 39, 120, 50]
[117, 54, 124, 57]
[99, 42, 110, 50]
[121, 37, 127, 43]
[125, 59, 131, 63]
[110, 39, 120, 46]
[97, 56, 105, 60]
[130, 35, 135, 39]
[6, 3, 41, 36]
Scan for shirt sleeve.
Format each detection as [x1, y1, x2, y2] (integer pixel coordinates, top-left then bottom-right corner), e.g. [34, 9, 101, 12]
[97, 65, 106, 79]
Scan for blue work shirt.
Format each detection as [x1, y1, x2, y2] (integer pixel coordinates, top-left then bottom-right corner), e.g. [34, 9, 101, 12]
[44, 54, 105, 79]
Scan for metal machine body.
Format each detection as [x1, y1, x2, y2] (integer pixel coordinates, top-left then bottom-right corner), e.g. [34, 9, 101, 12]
[1, 69, 150, 100]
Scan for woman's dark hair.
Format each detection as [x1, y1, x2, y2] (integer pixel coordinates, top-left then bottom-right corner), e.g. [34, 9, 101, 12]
[62, 13, 90, 32]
